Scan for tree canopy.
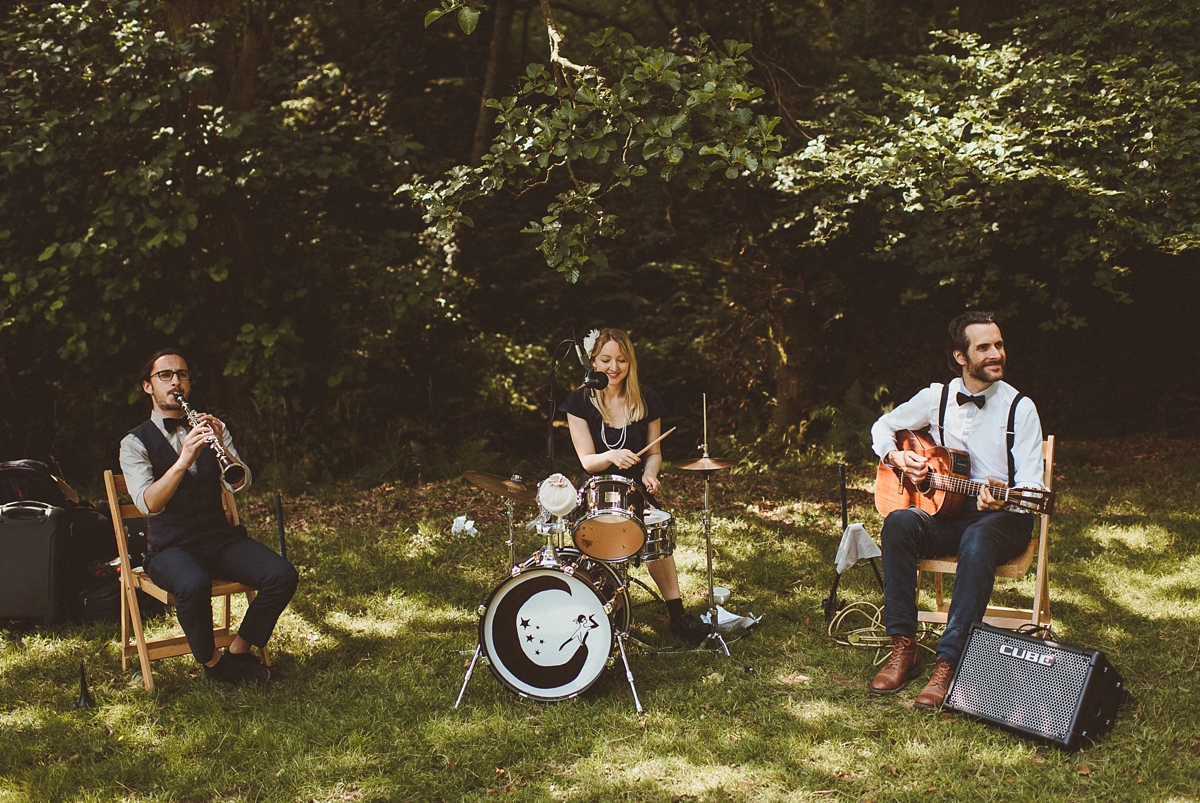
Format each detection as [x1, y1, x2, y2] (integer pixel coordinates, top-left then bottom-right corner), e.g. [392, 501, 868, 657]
[2, 0, 1198, 481]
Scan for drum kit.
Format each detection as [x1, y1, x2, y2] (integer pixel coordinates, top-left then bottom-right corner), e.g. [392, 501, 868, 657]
[454, 396, 741, 713]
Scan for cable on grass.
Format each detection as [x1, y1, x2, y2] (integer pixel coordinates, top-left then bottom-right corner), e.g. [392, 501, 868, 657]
[828, 600, 939, 665]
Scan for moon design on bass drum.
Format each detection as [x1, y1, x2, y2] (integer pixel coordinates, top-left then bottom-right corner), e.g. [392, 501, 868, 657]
[479, 565, 617, 701]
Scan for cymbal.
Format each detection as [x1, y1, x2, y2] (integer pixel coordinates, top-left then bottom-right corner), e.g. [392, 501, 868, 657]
[675, 456, 733, 472]
[463, 470, 538, 505]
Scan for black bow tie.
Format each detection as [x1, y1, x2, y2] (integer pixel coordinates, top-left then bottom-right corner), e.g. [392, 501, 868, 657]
[957, 392, 986, 409]
[163, 417, 189, 433]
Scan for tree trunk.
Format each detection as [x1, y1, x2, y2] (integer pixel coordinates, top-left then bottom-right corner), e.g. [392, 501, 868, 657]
[471, 0, 516, 165]
[164, 0, 274, 111]
[767, 281, 816, 435]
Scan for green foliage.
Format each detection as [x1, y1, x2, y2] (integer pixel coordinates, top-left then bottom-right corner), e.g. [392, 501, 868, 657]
[776, 1, 1200, 326]
[0, 1, 463, 472]
[404, 31, 784, 278]
[422, 0, 487, 35]
[813, 380, 891, 462]
[3, 0, 1199, 481]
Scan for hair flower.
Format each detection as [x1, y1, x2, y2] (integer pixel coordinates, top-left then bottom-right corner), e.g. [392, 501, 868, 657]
[582, 329, 600, 355]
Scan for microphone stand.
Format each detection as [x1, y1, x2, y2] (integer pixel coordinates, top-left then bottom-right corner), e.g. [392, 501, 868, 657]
[546, 339, 580, 477]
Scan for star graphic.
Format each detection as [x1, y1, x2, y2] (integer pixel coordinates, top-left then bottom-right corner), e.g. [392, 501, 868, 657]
[526, 634, 534, 642]
[520, 618, 531, 629]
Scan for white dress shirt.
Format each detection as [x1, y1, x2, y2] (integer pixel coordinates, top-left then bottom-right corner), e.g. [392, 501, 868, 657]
[118, 410, 251, 516]
[871, 378, 1045, 491]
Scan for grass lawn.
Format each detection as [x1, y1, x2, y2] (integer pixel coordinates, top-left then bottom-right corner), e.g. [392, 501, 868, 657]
[2, 438, 1198, 802]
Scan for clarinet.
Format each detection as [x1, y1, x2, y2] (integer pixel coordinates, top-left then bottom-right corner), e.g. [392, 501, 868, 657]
[173, 392, 247, 485]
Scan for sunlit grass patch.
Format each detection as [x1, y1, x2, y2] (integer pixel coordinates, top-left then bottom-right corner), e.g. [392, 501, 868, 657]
[1089, 522, 1174, 551]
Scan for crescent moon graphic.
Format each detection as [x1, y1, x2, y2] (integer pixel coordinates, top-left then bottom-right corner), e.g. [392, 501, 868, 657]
[489, 574, 590, 690]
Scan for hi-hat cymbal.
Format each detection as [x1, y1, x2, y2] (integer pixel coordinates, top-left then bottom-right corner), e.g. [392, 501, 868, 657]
[676, 456, 733, 472]
[463, 470, 538, 505]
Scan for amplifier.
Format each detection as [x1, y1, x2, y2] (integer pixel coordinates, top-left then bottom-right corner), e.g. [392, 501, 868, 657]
[943, 623, 1127, 750]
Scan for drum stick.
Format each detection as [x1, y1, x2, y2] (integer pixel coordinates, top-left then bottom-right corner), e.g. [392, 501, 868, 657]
[636, 426, 676, 457]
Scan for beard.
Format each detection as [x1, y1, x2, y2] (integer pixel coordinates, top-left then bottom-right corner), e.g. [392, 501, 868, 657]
[155, 387, 185, 413]
[965, 355, 1004, 384]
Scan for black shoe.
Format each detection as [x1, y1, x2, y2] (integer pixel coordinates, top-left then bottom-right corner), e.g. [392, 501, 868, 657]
[669, 611, 714, 645]
[204, 654, 271, 685]
[223, 650, 262, 666]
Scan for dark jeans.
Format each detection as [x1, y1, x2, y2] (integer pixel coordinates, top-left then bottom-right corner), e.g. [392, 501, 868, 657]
[144, 526, 299, 664]
[881, 502, 1034, 665]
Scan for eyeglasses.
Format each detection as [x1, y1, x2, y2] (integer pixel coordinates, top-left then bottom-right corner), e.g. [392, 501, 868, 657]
[151, 369, 190, 382]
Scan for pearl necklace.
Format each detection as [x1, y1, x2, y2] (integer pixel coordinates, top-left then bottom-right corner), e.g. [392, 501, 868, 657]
[601, 421, 627, 450]
[598, 391, 627, 450]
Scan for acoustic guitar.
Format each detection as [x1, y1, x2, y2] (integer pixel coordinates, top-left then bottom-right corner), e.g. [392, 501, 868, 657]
[874, 429, 1055, 517]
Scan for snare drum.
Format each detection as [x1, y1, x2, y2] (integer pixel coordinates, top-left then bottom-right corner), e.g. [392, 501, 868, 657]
[478, 548, 629, 701]
[572, 475, 646, 562]
[638, 509, 675, 563]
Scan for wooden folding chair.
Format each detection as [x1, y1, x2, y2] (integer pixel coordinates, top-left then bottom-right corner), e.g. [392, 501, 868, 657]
[915, 436, 1055, 630]
[103, 470, 270, 690]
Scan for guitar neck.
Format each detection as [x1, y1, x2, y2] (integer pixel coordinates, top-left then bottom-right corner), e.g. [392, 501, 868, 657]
[926, 472, 1010, 501]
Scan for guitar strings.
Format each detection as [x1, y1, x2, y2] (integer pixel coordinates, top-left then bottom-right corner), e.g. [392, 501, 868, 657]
[924, 472, 1050, 509]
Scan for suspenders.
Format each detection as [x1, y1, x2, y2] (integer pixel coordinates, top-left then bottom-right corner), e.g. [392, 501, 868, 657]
[936, 384, 1026, 487]
[1006, 392, 1026, 488]
[937, 383, 950, 447]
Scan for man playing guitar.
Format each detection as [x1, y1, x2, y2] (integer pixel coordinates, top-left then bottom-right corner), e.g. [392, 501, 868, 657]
[867, 311, 1046, 707]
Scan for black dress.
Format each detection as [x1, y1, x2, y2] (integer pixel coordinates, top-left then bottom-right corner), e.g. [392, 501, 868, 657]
[560, 386, 667, 506]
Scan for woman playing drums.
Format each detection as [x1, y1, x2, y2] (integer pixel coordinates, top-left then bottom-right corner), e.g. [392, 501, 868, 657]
[560, 328, 713, 644]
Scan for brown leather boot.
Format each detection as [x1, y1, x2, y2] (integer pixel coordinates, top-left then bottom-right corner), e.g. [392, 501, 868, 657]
[869, 634, 923, 695]
[914, 657, 954, 709]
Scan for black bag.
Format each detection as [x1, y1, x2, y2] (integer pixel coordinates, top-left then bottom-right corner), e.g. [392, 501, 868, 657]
[59, 503, 120, 590]
[72, 572, 165, 622]
[0, 460, 67, 507]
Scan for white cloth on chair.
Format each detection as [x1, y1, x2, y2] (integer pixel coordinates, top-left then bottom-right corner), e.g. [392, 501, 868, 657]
[835, 523, 881, 575]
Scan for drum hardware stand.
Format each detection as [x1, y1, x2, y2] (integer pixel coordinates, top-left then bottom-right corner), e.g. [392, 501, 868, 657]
[589, 574, 647, 714]
[454, 644, 482, 709]
[615, 631, 644, 714]
[624, 572, 664, 605]
[457, 490, 542, 710]
[505, 492, 518, 571]
[671, 394, 753, 673]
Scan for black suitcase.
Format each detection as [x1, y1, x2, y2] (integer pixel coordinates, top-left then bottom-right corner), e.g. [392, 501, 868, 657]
[0, 501, 68, 624]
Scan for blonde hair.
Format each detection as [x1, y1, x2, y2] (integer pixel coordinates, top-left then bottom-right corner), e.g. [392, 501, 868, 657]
[587, 328, 647, 424]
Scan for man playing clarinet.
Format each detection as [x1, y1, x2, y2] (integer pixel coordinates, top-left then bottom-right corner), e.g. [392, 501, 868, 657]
[867, 312, 1046, 707]
[119, 349, 298, 685]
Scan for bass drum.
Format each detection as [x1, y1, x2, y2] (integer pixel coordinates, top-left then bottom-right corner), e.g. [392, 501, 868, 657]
[479, 549, 629, 701]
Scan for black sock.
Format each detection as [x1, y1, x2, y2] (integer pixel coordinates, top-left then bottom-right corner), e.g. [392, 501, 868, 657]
[665, 598, 685, 620]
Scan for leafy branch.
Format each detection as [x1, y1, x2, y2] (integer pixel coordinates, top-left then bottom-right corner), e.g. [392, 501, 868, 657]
[402, 29, 783, 279]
